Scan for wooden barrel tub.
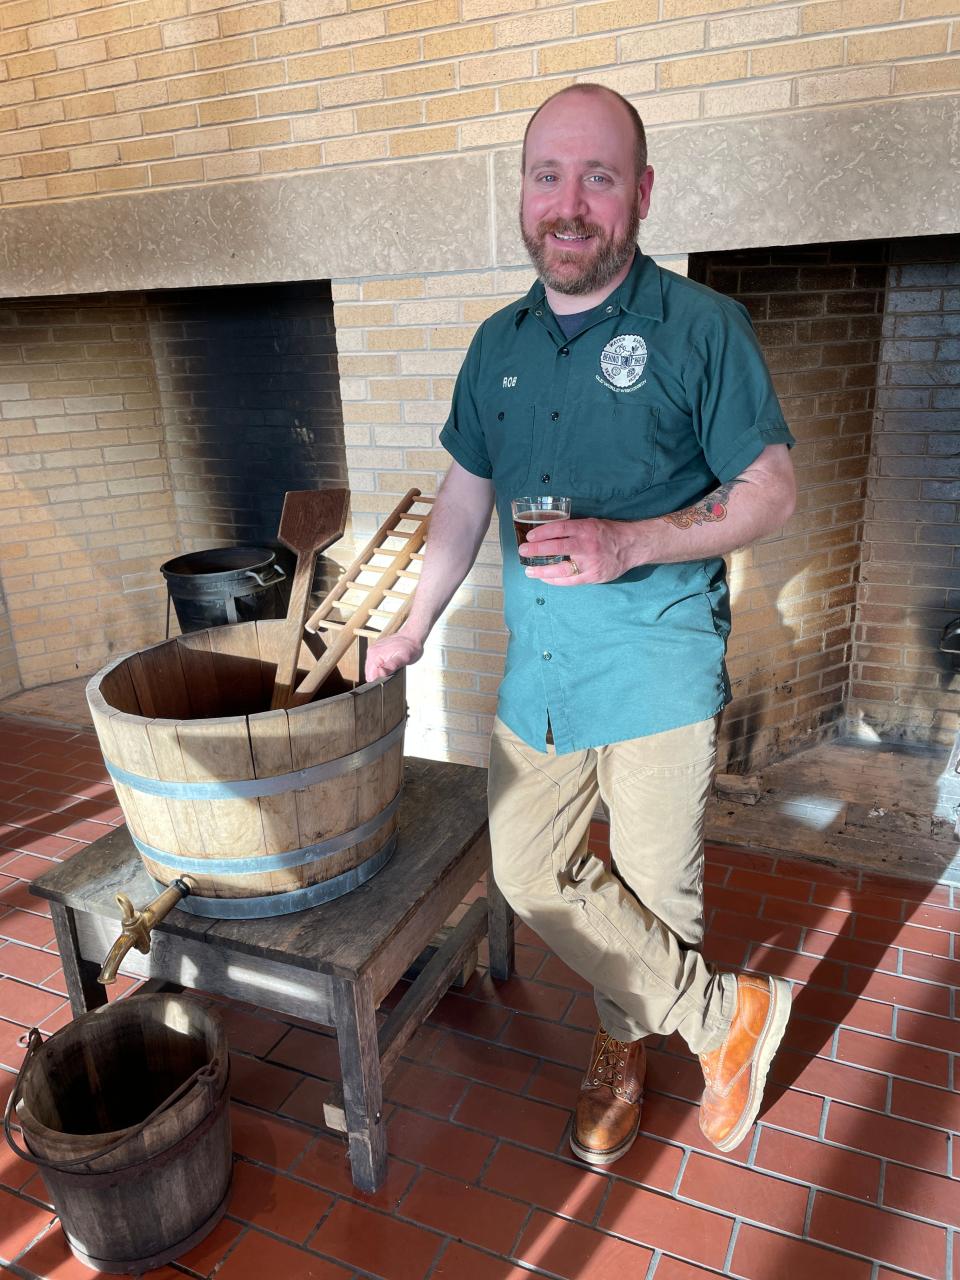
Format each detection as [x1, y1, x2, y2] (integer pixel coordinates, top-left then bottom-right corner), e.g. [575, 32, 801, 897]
[86, 620, 405, 919]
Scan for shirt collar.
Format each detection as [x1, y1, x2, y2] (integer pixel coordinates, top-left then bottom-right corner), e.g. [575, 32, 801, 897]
[513, 249, 664, 327]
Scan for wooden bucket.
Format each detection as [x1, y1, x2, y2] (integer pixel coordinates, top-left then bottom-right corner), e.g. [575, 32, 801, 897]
[3, 994, 230, 1274]
[85, 619, 406, 919]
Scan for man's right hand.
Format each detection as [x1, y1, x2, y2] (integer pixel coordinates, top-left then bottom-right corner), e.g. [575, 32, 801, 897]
[364, 633, 424, 682]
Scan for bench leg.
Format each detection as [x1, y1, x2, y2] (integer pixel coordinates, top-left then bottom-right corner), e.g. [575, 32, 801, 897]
[332, 975, 386, 1194]
[486, 869, 515, 982]
[51, 903, 108, 1017]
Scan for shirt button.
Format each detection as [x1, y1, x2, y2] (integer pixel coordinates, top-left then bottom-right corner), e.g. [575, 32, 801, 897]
[550, 411, 559, 421]
[536, 597, 545, 606]
[605, 305, 614, 314]
[543, 651, 552, 660]
[558, 347, 569, 357]
[497, 411, 504, 421]
[535, 309, 543, 317]
[540, 473, 550, 483]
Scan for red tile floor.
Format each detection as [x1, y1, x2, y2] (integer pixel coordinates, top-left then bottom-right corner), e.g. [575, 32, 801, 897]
[0, 713, 958, 1280]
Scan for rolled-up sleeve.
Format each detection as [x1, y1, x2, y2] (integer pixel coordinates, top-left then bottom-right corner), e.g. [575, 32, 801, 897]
[687, 299, 794, 484]
[439, 328, 493, 479]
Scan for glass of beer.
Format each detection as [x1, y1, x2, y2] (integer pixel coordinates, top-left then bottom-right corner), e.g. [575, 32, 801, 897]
[511, 496, 571, 566]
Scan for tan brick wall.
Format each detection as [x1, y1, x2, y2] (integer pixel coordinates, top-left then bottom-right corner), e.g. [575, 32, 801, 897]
[332, 266, 532, 763]
[0, 295, 179, 687]
[1, 0, 959, 206]
[0, 592, 20, 697]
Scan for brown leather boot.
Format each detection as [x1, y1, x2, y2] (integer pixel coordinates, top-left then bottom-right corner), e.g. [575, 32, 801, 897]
[698, 973, 792, 1152]
[570, 1027, 646, 1167]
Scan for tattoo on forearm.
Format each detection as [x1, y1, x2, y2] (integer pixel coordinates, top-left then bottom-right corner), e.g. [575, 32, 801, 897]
[664, 481, 739, 530]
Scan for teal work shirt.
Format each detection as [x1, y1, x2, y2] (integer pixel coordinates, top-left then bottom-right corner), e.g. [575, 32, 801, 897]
[439, 251, 794, 755]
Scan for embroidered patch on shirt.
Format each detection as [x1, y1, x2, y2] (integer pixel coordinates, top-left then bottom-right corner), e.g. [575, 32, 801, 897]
[597, 334, 647, 393]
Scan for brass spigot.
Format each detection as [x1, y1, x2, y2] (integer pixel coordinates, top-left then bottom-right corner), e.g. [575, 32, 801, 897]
[98, 878, 194, 985]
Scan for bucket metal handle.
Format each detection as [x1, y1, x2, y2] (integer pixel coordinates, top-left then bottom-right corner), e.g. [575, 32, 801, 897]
[3, 1027, 221, 1175]
[244, 564, 286, 587]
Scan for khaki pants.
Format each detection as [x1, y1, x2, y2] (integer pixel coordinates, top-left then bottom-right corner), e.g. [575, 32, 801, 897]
[488, 716, 736, 1055]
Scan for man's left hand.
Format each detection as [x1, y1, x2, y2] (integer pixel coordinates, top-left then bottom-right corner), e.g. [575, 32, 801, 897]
[519, 517, 646, 585]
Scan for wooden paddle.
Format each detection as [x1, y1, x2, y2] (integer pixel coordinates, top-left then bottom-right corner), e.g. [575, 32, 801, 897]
[270, 488, 350, 709]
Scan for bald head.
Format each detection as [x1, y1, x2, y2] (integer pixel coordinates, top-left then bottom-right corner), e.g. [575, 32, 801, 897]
[521, 84, 648, 181]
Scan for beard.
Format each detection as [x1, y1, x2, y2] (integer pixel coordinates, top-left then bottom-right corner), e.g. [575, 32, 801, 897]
[520, 199, 641, 297]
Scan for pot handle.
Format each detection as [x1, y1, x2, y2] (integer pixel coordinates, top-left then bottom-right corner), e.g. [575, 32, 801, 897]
[3, 1028, 221, 1174]
[245, 564, 286, 587]
[3, 1028, 44, 1165]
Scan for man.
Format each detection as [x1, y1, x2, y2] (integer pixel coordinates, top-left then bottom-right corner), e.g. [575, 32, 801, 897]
[366, 83, 796, 1165]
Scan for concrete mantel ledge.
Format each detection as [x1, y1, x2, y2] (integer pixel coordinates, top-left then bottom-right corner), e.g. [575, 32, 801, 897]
[0, 152, 492, 299]
[1, 95, 959, 300]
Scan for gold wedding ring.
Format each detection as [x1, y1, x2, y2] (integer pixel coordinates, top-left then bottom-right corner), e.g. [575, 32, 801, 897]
[568, 559, 580, 577]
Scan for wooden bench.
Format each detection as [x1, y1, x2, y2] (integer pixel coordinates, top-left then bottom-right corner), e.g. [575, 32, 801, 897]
[30, 756, 514, 1193]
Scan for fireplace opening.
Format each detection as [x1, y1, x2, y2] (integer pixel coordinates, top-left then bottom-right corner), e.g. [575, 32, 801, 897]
[0, 279, 347, 695]
[689, 234, 960, 880]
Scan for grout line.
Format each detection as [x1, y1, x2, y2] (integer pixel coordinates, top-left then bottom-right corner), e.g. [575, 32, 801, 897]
[422, 1237, 453, 1280]
[818, 1096, 830, 1141]
[802, 1185, 816, 1237]
[672, 1145, 691, 1196]
[643, 1247, 662, 1280]
[6, 1207, 57, 1271]
[745, 1124, 762, 1169]
[475, 1133, 500, 1183]
[722, 1220, 741, 1274]
[505, 1202, 535, 1268]
[590, 1162, 615, 1229]
[174, 1224, 254, 1278]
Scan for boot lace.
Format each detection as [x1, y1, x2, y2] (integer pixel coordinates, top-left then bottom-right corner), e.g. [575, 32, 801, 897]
[590, 1030, 629, 1094]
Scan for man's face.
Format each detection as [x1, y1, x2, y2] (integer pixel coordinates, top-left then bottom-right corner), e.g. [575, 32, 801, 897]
[520, 91, 652, 298]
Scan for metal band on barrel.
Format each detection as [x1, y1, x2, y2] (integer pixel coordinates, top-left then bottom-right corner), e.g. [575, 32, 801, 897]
[130, 790, 402, 875]
[103, 718, 405, 800]
[149, 835, 397, 919]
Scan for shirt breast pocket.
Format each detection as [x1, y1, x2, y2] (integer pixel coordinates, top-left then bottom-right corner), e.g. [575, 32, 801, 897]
[572, 404, 659, 497]
[484, 403, 535, 489]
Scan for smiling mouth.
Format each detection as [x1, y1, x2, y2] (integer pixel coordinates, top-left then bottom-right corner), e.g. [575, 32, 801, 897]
[551, 231, 593, 246]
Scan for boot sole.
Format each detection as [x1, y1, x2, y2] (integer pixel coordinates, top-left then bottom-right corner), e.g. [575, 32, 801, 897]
[711, 976, 792, 1153]
[569, 1111, 641, 1167]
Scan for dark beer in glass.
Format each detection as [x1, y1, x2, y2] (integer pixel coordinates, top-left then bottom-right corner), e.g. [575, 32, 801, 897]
[510, 496, 571, 566]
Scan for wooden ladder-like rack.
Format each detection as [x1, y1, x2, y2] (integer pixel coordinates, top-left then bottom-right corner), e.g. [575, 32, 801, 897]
[289, 488, 433, 705]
